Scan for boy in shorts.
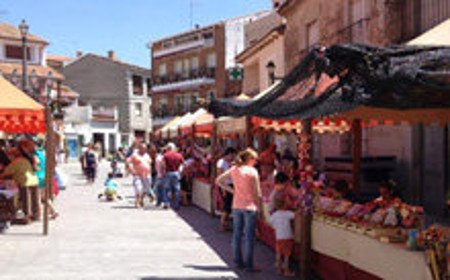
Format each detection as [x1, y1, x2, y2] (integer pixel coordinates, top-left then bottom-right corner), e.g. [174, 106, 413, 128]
[269, 197, 296, 276]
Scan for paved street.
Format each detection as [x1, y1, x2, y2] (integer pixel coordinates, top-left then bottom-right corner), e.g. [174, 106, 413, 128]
[0, 162, 291, 280]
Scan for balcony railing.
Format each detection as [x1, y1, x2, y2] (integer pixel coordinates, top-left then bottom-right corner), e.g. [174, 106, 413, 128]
[152, 104, 201, 119]
[152, 67, 216, 93]
[153, 38, 215, 58]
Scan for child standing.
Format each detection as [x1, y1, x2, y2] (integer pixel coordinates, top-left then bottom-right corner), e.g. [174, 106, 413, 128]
[269, 197, 296, 276]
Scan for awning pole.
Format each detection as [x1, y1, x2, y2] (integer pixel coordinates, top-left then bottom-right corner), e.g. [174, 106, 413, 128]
[298, 119, 313, 279]
[352, 119, 362, 196]
[210, 118, 218, 216]
[43, 107, 55, 236]
[245, 116, 253, 148]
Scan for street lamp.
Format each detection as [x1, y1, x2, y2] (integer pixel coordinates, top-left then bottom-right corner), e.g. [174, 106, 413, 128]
[18, 19, 29, 94]
[266, 60, 282, 85]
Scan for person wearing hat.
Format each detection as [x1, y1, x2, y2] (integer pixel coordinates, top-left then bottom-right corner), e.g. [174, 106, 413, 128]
[0, 140, 40, 222]
[162, 142, 184, 210]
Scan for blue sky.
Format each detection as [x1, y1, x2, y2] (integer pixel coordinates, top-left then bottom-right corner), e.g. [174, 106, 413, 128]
[1, 0, 271, 68]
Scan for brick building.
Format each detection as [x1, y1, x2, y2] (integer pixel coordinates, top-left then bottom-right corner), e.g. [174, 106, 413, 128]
[274, 0, 450, 72]
[151, 12, 269, 130]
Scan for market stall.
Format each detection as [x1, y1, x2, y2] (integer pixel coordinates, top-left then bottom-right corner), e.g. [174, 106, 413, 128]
[209, 38, 450, 279]
[0, 76, 47, 230]
[191, 114, 247, 214]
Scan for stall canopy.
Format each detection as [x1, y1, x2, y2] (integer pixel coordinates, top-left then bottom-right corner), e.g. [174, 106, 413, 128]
[209, 42, 450, 123]
[180, 108, 210, 135]
[0, 76, 45, 133]
[159, 116, 181, 139]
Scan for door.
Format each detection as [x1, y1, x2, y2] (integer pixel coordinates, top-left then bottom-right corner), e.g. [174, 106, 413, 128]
[93, 133, 105, 157]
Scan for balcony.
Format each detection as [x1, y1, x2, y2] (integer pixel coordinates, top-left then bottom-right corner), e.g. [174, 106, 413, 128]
[153, 38, 214, 58]
[152, 67, 216, 93]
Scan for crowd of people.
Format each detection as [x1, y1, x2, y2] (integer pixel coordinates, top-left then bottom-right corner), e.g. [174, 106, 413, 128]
[215, 143, 401, 276]
[76, 139, 401, 277]
[0, 138, 59, 229]
[80, 140, 191, 211]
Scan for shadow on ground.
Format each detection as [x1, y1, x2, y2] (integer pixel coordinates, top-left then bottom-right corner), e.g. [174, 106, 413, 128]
[173, 207, 293, 280]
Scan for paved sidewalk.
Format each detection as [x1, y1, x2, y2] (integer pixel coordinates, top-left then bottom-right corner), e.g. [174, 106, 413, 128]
[0, 162, 294, 280]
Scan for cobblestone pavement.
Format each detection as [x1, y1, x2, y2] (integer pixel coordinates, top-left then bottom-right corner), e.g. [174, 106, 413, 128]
[0, 162, 294, 280]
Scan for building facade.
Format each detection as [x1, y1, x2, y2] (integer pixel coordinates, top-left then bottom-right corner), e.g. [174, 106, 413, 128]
[63, 51, 152, 146]
[274, 0, 450, 72]
[151, 12, 269, 130]
[237, 12, 285, 97]
[0, 22, 64, 101]
[64, 104, 120, 157]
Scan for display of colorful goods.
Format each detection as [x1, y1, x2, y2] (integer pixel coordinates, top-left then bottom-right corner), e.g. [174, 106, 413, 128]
[315, 196, 424, 241]
[411, 225, 449, 280]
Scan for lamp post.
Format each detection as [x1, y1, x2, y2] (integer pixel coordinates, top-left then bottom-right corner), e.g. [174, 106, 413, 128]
[266, 60, 282, 85]
[19, 19, 29, 94]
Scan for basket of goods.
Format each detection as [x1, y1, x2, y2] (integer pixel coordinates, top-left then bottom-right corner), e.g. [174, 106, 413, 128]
[418, 225, 449, 280]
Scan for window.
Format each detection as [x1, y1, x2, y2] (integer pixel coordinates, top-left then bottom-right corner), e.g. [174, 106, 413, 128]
[183, 59, 190, 77]
[191, 92, 199, 110]
[306, 20, 320, 49]
[132, 75, 143, 95]
[191, 57, 199, 70]
[5, 45, 31, 60]
[158, 64, 167, 76]
[135, 103, 143, 117]
[206, 91, 216, 103]
[207, 53, 217, 68]
[159, 97, 168, 116]
[174, 60, 183, 74]
[175, 95, 184, 113]
[146, 78, 152, 94]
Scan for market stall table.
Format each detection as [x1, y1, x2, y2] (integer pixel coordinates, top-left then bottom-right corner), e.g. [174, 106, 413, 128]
[311, 218, 434, 280]
[192, 177, 213, 214]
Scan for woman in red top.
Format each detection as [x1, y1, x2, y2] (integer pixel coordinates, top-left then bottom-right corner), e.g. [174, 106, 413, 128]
[216, 148, 262, 272]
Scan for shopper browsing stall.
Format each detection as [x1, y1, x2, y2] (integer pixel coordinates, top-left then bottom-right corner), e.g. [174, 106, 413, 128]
[269, 172, 300, 213]
[269, 197, 296, 277]
[34, 139, 58, 219]
[0, 140, 40, 223]
[216, 147, 237, 232]
[216, 148, 262, 272]
[163, 143, 184, 210]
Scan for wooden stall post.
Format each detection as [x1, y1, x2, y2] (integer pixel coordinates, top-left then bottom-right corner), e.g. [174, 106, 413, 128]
[298, 119, 314, 280]
[43, 107, 55, 236]
[245, 116, 253, 148]
[352, 119, 362, 196]
[191, 123, 196, 143]
[210, 119, 218, 216]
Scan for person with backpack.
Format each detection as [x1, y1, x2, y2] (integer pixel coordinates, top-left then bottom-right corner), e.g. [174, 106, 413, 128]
[84, 144, 98, 184]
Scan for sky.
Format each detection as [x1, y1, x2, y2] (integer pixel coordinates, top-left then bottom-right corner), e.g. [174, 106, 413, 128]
[0, 0, 271, 68]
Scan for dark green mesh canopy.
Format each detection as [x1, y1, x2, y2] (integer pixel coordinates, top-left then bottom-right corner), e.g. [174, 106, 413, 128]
[209, 44, 450, 120]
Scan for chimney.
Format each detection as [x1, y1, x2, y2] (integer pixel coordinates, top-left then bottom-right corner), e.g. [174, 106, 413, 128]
[76, 51, 83, 58]
[108, 50, 117, 60]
